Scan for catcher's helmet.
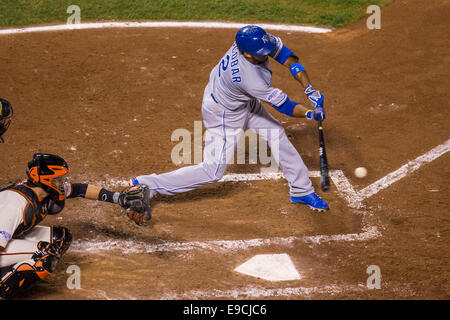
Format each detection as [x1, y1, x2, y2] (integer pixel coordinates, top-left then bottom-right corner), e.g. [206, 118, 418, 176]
[0, 98, 13, 143]
[235, 25, 277, 56]
[26, 153, 69, 201]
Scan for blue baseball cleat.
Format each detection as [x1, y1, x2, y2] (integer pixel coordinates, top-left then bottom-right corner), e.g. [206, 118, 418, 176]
[290, 193, 329, 211]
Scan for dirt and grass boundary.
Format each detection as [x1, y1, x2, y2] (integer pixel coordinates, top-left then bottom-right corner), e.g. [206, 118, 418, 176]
[0, 0, 392, 28]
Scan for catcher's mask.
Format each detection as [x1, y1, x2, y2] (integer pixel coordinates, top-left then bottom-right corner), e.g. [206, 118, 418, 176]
[0, 98, 13, 143]
[26, 153, 69, 201]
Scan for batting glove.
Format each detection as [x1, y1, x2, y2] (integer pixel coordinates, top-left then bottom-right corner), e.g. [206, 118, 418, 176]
[304, 84, 324, 109]
[305, 106, 326, 121]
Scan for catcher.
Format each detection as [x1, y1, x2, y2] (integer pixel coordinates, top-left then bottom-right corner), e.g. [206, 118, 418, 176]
[0, 153, 150, 299]
[0, 98, 13, 143]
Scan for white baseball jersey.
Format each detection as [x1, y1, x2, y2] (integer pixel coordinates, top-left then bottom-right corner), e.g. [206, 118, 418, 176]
[0, 190, 27, 249]
[209, 37, 287, 111]
[0, 189, 52, 268]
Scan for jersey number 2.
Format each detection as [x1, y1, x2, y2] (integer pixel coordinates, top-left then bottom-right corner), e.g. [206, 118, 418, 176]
[218, 55, 230, 78]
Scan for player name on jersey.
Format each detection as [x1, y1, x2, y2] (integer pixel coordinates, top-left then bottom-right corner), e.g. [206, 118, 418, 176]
[230, 43, 241, 83]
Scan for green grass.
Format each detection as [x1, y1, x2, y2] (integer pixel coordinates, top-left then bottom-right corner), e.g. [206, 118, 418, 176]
[0, 0, 392, 28]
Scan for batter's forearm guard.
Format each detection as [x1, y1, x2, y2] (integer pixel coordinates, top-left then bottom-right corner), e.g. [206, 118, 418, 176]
[290, 63, 306, 78]
[273, 97, 298, 117]
[274, 45, 294, 65]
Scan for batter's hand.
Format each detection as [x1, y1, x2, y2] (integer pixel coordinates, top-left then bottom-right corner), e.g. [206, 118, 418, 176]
[304, 84, 324, 109]
[305, 106, 326, 121]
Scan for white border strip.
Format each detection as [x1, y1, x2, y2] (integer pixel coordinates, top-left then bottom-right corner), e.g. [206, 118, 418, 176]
[0, 21, 333, 36]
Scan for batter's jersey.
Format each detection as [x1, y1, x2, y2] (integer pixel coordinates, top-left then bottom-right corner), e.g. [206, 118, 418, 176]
[0, 190, 27, 248]
[208, 36, 287, 111]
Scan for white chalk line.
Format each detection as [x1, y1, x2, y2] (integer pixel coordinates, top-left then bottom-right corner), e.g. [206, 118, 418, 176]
[358, 138, 450, 200]
[0, 21, 333, 36]
[157, 280, 418, 300]
[159, 283, 366, 300]
[103, 170, 320, 188]
[70, 226, 381, 255]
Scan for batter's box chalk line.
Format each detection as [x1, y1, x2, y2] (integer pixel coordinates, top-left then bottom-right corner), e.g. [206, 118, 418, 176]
[159, 283, 368, 300]
[89, 283, 369, 300]
[72, 138, 450, 255]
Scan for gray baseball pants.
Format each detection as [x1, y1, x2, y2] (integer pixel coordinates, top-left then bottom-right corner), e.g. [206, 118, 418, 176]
[135, 83, 314, 198]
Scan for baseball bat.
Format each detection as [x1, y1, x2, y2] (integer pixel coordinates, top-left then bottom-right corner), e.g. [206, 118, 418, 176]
[318, 119, 330, 192]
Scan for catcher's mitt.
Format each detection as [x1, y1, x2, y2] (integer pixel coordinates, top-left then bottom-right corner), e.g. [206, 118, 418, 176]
[118, 184, 151, 226]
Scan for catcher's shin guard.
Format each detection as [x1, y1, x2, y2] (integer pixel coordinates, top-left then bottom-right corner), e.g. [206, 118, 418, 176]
[50, 225, 72, 255]
[32, 241, 62, 280]
[0, 261, 40, 299]
[0, 241, 62, 299]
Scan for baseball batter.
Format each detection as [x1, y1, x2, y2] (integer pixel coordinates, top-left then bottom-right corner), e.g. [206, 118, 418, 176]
[0, 153, 150, 299]
[130, 25, 329, 211]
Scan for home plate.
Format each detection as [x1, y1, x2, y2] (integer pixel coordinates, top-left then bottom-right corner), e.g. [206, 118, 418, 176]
[234, 254, 301, 281]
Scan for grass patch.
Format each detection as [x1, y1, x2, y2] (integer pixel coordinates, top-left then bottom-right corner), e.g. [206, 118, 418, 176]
[0, 0, 392, 28]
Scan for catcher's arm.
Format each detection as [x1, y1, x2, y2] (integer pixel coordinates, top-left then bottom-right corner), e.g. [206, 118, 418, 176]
[64, 183, 120, 203]
[64, 183, 151, 226]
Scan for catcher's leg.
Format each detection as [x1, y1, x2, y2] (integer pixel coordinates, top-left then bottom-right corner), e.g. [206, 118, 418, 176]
[50, 226, 72, 256]
[0, 241, 62, 299]
[18, 225, 72, 256]
[0, 261, 40, 299]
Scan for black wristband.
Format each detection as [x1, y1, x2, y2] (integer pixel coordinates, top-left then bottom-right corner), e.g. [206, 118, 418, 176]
[66, 183, 119, 203]
[66, 183, 88, 198]
[98, 189, 119, 203]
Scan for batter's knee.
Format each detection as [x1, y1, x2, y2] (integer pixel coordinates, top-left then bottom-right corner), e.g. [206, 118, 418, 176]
[202, 162, 227, 182]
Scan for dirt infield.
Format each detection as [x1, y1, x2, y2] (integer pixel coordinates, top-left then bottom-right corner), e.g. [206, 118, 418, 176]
[0, 0, 449, 299]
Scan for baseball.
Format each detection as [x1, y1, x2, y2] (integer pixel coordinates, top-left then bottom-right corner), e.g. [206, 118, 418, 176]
[354, 167, 368, 178]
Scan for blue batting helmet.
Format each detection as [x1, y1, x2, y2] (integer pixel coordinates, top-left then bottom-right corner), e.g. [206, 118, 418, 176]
[235, 25, 277, 56]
